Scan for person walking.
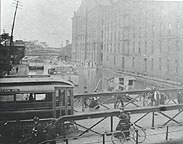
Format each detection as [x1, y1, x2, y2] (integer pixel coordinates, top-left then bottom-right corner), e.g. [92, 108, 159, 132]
[115, 94, 124, 108]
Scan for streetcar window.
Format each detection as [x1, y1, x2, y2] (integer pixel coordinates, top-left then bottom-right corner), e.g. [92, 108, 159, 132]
[55, 89, 65, 106]
[0, 95, 14, 102]
[67, 90, 71, 106]
[35, 94, 46, 101]
[60, 90, 65, 106]
[16, 93, 29, 101]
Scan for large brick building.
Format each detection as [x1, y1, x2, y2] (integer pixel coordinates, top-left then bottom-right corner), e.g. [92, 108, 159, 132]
[72, 0, 112, 67]
[73, 0, 183, 83]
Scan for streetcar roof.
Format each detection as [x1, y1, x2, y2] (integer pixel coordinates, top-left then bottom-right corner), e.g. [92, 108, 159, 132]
[0, 76, 74, 93]
[0, 75, 74, 87]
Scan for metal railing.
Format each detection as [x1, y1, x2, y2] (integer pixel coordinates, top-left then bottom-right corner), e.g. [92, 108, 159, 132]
[53, 123, 183, 144]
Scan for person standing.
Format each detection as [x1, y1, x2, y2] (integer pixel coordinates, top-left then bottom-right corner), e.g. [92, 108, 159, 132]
[33, 116, 45, 144]
[177, 91, 183, 111]
[83, 87, 88, 108]
[150, 87, 156, 106]
[46, 119, 57, 144]
[160, 93, 165, 105]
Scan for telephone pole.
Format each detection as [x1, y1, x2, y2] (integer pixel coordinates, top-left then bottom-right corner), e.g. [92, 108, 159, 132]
[8, 0, 22, 74]
[10, 0, 19, 47]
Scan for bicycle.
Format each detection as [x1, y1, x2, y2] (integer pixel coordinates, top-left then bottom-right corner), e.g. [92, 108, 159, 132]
[111, 123, 146, 144]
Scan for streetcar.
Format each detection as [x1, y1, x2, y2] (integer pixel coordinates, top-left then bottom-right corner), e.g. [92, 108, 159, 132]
[0, 75, 74, 134]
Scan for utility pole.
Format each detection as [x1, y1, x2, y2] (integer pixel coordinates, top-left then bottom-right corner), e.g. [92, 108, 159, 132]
[10, 0, 19, 60]
[8, 0, 22, 75]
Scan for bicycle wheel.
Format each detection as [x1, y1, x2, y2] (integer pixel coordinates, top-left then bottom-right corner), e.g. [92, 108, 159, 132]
[132, 128, 146, 143]
[111, 131, 125, 144]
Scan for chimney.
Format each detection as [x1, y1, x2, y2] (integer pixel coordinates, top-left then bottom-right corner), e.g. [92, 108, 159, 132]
[66, 40, 69, 46]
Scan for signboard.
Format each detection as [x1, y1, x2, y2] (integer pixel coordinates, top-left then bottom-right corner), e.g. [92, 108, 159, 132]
[0, 88, 20, 93]
[0, 85, 54, 93]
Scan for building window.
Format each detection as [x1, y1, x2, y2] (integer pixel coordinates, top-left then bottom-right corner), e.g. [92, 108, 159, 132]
[159, 41, 162, 53]
[144, 58, 147, 73]
[118, 43, 120, 53]
[159, 58, 162, 71]
[107, 55, 108, 61]
[127, 42, 129, 54]
[132, 57, 135, 68]
[152, 26, 155, 36]
[118, 31, 120, 40]
[167, 40, 170, 52]
[139, 28, 141, 38]
[145, 41, 147, 54]
[139, 41, 141, 53]
[151, 58, 154, 70]
[176, 39, 179, 51]
[160, 24, 163, 35]
[175, 59, 179, 73]
[114, 31, 116, 41]
[107, 44, 109, 53]
[114, 56, 116, 65]
[167, 59, 170, 73]
[145, 27, 148, 38]
[151, 41, 154, 54]
[114, 43, 116, 53]
[122, 57, 125, 69]
[133, 42, 135, 53]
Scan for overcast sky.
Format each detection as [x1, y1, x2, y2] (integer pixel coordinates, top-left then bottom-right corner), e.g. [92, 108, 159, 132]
[1, 0, 81, 47]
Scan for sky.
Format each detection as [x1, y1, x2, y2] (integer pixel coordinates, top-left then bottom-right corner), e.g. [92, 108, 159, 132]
[1, 0, 81, 47]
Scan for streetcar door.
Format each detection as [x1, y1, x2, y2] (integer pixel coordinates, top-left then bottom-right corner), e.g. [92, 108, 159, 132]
[55, 88, 73, 118]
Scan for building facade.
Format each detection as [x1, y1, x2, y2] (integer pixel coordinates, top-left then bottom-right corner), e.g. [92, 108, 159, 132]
[72, 0, 183, 83]
[71, 0, 112, 67]
[103, 0, 183, 83]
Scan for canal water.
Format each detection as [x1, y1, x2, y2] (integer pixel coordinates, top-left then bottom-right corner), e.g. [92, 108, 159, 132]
[28, 65, 141, 94]
[28, 61, 168, 95]
[28, 66, 103, 94]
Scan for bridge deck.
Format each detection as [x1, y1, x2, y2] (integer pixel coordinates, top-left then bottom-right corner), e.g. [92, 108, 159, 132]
[56, 124, 183, 144]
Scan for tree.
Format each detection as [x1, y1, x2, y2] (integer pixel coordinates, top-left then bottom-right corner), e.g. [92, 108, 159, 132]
[0, 32, 10, 43]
